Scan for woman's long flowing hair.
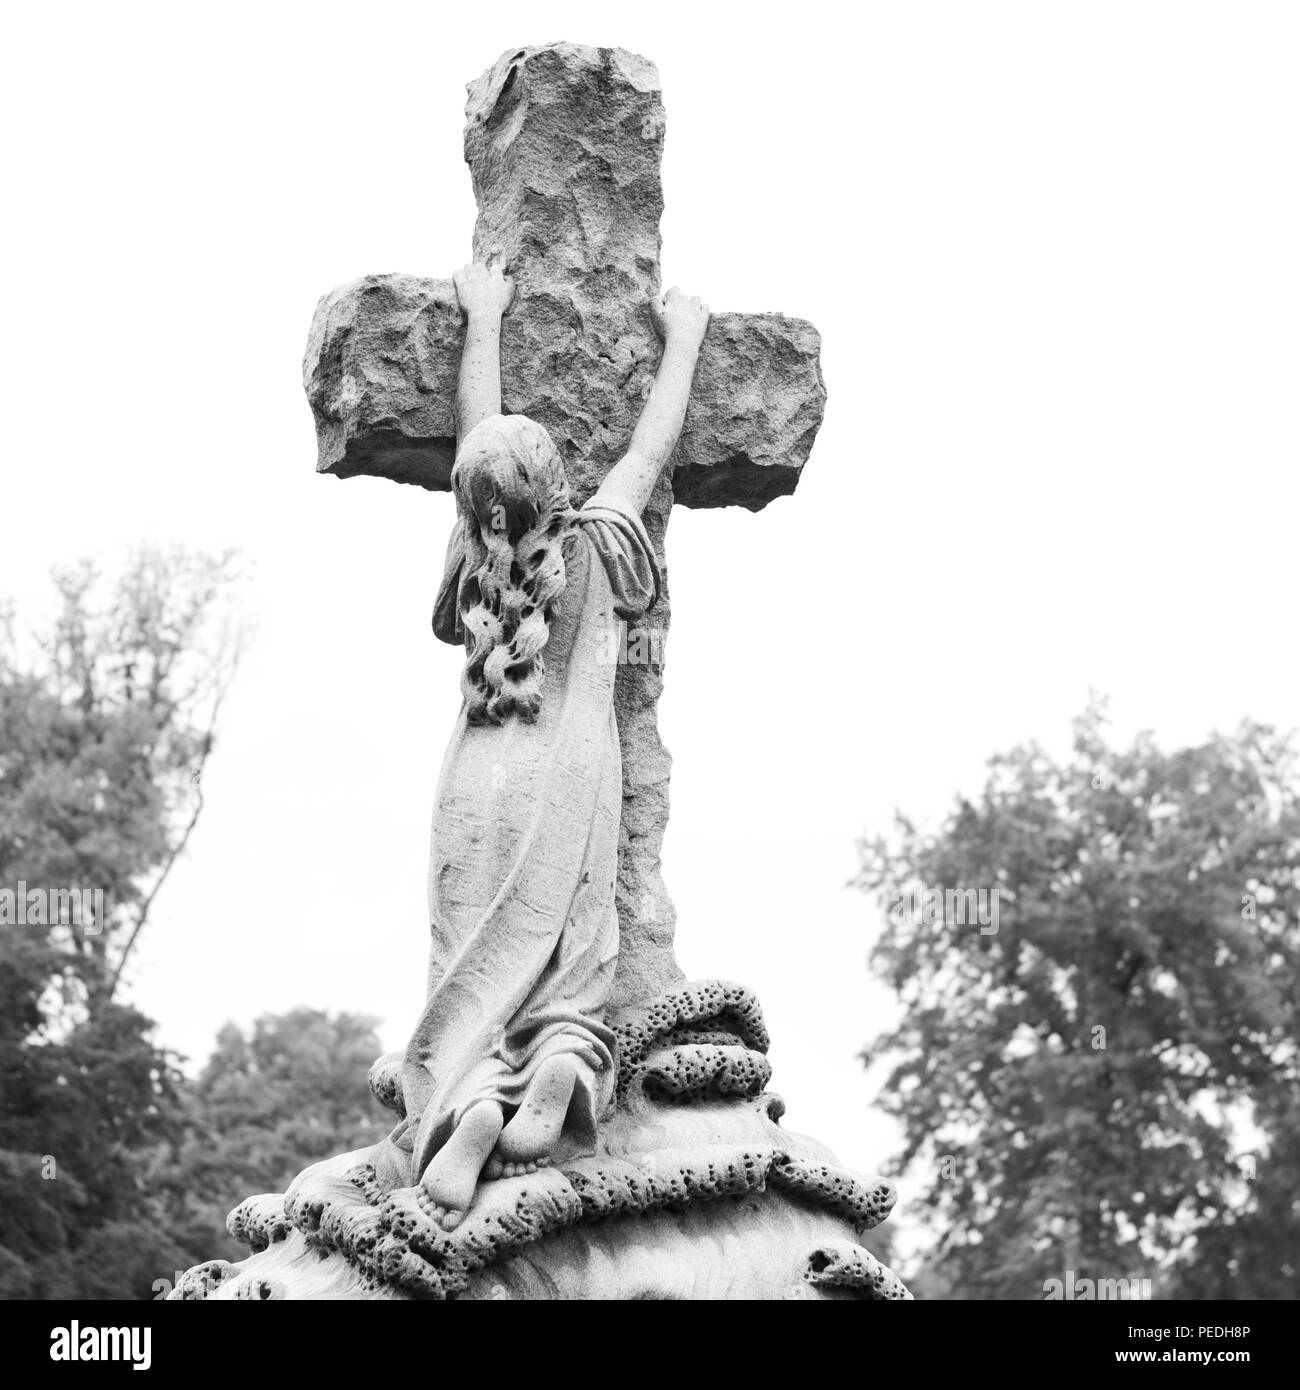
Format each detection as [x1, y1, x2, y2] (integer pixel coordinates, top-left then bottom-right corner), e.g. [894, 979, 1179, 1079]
[450, 414, 575, 725]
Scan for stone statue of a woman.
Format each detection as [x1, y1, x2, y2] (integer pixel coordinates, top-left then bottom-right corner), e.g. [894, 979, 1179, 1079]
[384, 261, 710, 1230]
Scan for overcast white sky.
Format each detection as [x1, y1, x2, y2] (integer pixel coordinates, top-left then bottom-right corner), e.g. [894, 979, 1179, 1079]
[3, 2, 1298, 1230]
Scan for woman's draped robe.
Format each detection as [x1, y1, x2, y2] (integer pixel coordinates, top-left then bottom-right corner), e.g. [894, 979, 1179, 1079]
[395, 497, 661, 1183]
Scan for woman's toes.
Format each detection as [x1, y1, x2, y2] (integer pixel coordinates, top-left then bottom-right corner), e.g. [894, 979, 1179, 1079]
[440, 1208, 464, 1232]
[484, 1156, 504, 1181]
[493, 1157, 548, 1177]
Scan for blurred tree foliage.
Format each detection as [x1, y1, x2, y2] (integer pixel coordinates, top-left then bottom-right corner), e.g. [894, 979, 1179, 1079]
[0, 548, 243, 1014]
[857, 701, 1300, 1299]
[163, 1009, 392, 1269]
[0, 553, 389, 1298]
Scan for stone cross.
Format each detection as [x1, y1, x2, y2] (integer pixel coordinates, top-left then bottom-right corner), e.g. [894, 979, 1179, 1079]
[303, 43, 825, 1012]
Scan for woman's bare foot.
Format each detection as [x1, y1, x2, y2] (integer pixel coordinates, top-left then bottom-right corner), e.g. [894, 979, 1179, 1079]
[418, 1101, 503, 1231]
[495, 1054, 582, 1164]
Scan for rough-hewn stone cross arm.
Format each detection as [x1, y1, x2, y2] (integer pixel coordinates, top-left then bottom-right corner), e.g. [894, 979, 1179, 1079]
[302, 43, 825, 1011]
[306, 275, 821, 508]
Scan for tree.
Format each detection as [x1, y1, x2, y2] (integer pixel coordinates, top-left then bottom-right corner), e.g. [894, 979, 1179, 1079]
[1, 556, 396, 1300]
[163, 1010, 391, 1266]
[0, 548, 243, 1013]
[855, 701, 1300, 1299]
[0, 548, 242, 1297]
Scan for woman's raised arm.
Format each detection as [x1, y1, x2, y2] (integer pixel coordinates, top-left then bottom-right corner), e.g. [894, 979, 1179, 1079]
[453, 262, 515, 439]
[592, 288, 709, 518]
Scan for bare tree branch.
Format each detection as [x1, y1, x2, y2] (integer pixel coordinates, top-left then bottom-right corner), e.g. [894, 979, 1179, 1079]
[106, 687, 224, 1002]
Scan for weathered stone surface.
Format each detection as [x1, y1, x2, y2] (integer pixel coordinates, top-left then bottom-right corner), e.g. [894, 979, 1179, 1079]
[305, 276, 824, 509]
[304, 275, 460, 491]
[172, 983, 908, 1302]
[302, 42, 826, 1011]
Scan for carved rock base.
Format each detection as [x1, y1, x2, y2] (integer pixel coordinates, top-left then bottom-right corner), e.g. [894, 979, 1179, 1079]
[170, 983, 910, 1301]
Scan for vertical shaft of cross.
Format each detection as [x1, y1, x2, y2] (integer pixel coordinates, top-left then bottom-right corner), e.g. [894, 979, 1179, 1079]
[464, 45, 682, 1009]
[305, 41, 825, 1009]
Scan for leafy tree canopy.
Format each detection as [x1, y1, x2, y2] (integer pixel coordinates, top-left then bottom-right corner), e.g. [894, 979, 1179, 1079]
[857, 700, 1300, 1299]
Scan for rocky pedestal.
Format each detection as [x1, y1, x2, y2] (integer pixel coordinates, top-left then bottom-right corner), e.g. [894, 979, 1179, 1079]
[171, 983, 908, 1301]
